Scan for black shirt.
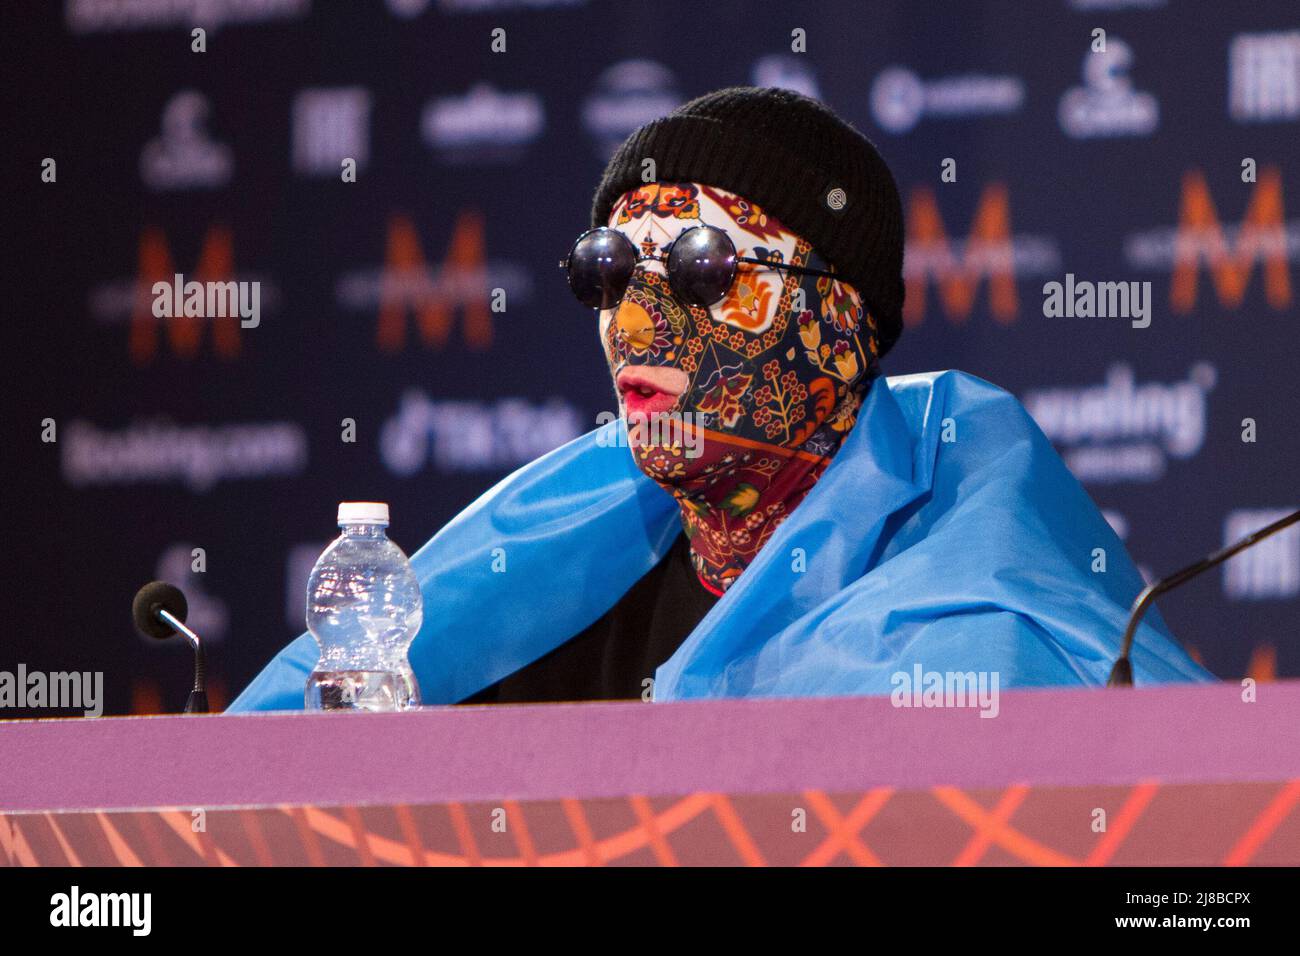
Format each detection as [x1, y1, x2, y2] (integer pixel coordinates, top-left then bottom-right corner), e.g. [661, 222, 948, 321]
[458, 534, 719, 704]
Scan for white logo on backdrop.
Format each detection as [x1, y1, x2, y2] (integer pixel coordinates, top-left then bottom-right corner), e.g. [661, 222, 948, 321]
[422, 84, 544, 162]
[380, 391, 583, 474]
[293, 87, 371, 175]
[67, 0, 309, 34]
[1022, 363, 1216, 484]
[870, 66, 1024, 134]
[388, 0, 585, 13]
[140, 91, 233, 191]
[1059, 38, 1159, 138]
[902, 232, 1062, 284]
[1124, 212, 1300, 276]
[333, 258, 532, 312]
[1229, 30, 1300, 123]
[61, 419, 307, 492]
[1223, 508, 1300, 600]
[582, 60, 681, 160]
[385, 0, 432, 15]
[1068, 0, 1165, 9]
[751, 56, 821, 100]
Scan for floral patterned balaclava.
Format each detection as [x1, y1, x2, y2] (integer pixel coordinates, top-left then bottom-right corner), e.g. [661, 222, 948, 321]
[600, 181, 880, 594]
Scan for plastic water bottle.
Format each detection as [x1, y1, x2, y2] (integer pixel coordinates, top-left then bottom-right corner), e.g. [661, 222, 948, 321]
[304, 502, 423, 712]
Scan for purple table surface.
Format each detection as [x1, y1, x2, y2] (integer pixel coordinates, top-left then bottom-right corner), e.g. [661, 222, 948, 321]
[1, 681, 1297, 814]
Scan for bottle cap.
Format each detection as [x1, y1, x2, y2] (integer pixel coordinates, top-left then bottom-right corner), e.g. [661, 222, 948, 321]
[337, 501, 390, 525]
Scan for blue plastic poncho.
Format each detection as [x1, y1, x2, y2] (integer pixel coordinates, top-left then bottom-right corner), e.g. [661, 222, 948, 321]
[228, 370, 1212, 712]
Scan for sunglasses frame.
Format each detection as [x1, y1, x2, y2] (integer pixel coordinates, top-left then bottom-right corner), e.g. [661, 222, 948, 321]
[559, 224, 845, 310]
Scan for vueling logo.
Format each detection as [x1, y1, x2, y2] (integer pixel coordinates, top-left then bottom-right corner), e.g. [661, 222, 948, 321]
[903, 183, 1060, 327]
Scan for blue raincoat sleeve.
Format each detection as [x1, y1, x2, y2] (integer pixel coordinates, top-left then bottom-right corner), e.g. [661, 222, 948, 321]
[228, 370, 1212, 712]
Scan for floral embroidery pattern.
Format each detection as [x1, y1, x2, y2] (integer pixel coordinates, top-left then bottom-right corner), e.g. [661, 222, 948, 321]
[696, 365, 753, 429]
[602, 181, 881, 593]
[751, 360, 809, 442]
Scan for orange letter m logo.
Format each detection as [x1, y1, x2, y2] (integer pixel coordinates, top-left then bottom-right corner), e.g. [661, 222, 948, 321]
[1171, 167, 1291, 313]
[130, 226, 239, 365]
[903, 183, 1018, 327]
[376, 212, 492, 352]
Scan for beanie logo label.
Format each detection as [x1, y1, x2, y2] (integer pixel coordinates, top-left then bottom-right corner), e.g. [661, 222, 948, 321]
[824, 185, 849, 215]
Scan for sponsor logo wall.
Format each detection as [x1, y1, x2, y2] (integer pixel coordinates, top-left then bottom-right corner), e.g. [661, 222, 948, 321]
[10, 1, 1298, 714]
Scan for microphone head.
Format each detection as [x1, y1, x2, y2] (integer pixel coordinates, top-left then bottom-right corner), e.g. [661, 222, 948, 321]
[132, 581, 189, 640]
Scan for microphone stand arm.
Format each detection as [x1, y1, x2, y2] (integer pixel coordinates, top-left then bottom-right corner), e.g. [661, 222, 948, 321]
[1108, 508, 1300, 687]
[157, 608, 209, 714]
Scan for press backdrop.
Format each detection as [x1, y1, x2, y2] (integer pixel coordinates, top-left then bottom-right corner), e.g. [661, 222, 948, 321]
[8, 0, 1298, 715]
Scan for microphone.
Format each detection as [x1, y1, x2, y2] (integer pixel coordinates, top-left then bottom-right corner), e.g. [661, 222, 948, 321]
[132, 581, 209, 714]
[1108, 508, 1300, 687]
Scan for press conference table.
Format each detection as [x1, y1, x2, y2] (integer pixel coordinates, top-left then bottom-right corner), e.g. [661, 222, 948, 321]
[2, 681, 1298, 866]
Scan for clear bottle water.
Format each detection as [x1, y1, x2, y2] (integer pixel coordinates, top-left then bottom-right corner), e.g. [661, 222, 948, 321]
[304, 502, 423, 712]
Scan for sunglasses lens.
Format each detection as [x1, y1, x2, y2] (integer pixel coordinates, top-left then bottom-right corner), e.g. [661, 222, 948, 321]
[667, 226, 737, 307]
[567, 229, 635, 309]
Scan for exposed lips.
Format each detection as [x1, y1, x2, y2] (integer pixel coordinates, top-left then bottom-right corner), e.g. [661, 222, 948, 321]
[617, 366, 686, 419]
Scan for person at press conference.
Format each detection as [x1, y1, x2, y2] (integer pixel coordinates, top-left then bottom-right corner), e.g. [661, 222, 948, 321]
[229, 87, 1210, 711]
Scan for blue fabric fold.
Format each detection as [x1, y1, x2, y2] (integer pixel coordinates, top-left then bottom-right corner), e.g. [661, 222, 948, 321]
[228, 370, 1212, 712]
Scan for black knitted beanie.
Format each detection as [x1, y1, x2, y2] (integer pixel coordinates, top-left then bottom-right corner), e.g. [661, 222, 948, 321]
[591, 86, 906, 357]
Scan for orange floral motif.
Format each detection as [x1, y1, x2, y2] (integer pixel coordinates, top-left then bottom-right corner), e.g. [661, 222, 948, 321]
[617, 183, 701, 223]
[699, 184, 789, 243]
[636, 442, 687, 480]
[718, 268, 776, 331]
[798, 311, 820, 352]
[828, 389, 862, 433]
[609, 288, 674, 359]
[832, 341, 859, 381]
[817, 275, 861, 333]
[788, 377, 838, 446]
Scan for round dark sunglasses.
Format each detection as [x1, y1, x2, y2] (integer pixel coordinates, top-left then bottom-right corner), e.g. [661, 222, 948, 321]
[559, 224, 842, 310]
